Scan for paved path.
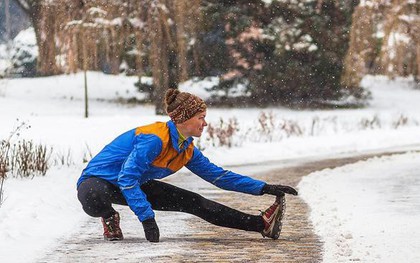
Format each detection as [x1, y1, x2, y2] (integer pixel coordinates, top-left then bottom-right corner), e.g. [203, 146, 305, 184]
[37, 152, 402, 263]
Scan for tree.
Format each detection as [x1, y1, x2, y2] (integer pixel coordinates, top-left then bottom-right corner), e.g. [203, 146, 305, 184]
[139, 0, 202, 114]
[342, 0, 419, 88]
[5, 0, 11, 43]
[200, 0, 358, 107]
[341, 1, 381, 91]
[14, 0, 63, 75]
[61, 0, 202, 114]
[377, 0, 419, 79]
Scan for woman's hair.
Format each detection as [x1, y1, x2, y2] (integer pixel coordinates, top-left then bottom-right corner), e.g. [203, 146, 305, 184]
[164, 89, 207, 123]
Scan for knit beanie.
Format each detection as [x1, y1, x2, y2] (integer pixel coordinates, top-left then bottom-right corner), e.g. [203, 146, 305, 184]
[164, 89, 207, 124]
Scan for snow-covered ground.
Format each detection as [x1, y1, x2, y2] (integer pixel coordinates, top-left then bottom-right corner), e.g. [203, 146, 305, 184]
[0, 72, 419, 262]
[299, 152, 420, 262]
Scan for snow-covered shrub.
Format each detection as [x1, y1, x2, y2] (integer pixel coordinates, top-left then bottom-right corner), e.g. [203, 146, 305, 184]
[205, 118, 240, 148]
[359, 115, 381, 130]
[200, 111, 420, 149]
[53, 149, 74, 167]
[255, 112, 304, 142]
[179, 77, 251, 106]
[0, 44, 11, 78]
[0, 139, 8, 206]
[5, 28, 38, 77]
[9, 139, 51, 177]
[257, 111, 276, 141]
[0, 122, 51, 179]
[82, 143, 93, 164]
[134, 76, 154, 102]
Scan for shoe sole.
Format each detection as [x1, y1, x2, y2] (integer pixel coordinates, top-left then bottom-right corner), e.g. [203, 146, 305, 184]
[104, 236, 124, 241]
[271, 220, 283, 240]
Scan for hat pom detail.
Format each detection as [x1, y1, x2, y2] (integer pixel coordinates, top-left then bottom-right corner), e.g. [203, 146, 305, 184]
[165, 89, 180, 106]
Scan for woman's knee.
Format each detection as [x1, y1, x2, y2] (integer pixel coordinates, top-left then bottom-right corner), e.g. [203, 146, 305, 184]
[77, 177, 112, 217]
[78, 179, 101, 202]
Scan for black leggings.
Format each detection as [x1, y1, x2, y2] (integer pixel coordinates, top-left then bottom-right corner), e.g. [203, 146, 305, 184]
[77, 177, 264, 232]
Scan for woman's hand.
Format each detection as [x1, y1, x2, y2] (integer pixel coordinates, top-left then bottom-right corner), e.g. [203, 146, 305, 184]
[262, 184, 298, 196]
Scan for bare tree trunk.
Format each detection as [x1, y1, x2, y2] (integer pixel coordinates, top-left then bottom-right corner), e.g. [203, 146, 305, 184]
[83, 30, 89, 118]
[135, 30, 144, 76]
[417, 44, 420, 86]
[150, 6, 170, 115]
[147, 2, 174, 115]
[5, 0, 10, 42]
[341, 1, 379, 89]
[29, 1, 60, 76]
[377, 0, 419, 78]
[342, 0, 419, 85]
[191, 0, 202, 76]
[175, 0, 188, 82]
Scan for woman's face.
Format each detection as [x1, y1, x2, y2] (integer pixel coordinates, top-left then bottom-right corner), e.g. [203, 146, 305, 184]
[178, 111, 207, 138]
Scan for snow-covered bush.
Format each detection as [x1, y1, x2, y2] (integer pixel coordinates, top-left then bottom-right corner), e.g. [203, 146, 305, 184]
[0, 44, 11, 78]
[0, 140, 7, 206]
[4, 28, 38, 77]
[134, 76, 154, 102]
[205, 118, 240, 148]
[0, 122, 51, 179]
[180, 77, 252, 105]
[199, 111, 419, 148]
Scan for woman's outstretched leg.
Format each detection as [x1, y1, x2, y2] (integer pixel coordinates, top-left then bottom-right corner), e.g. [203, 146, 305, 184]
[141, 180, 265, 232]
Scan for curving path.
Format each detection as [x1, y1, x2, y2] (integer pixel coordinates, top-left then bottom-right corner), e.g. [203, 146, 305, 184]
[37, 151, 406, 263]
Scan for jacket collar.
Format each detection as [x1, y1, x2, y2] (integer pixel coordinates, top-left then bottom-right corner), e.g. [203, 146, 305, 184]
[167, 120, 194, 153]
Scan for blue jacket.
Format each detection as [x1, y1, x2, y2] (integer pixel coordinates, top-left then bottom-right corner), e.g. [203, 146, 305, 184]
[77, 120, 266, 222]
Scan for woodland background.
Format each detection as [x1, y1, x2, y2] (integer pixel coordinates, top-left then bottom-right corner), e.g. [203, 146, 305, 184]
[0, 0, 419, 113]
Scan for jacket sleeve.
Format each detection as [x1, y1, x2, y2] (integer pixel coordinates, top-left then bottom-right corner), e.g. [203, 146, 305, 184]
[185, 147, 266, 195]
[117, 134, 162, 222]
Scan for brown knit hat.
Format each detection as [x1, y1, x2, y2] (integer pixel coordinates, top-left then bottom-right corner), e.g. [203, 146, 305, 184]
[164, 89, 207, 124]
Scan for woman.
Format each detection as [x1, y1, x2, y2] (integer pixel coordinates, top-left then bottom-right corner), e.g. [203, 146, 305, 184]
[77, 89, 298, 242]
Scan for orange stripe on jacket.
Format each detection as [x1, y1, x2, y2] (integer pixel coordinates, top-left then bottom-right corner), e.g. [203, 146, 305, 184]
[135, 122, 194, 172]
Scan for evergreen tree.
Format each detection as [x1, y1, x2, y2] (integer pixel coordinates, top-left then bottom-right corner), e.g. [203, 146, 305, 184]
[200, 0, 358, 107]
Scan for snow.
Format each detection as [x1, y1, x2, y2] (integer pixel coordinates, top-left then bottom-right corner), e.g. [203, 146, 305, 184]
[299, 153, 420, 262]
[179, 76, 251, 99]
[0, 72, 420, 262]
[0, 44, 12, 74]
[0, 167, 86, 263]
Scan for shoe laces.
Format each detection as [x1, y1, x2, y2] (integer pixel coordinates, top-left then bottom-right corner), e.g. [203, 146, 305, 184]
[103, 213, 120, 233]
[104, 219, 115, 232]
